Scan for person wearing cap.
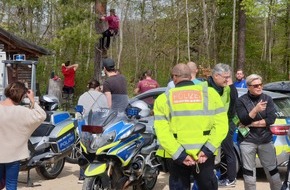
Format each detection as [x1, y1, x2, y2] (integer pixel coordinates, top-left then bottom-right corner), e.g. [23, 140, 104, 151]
[100, 9, 119, 50]
[102, 58, 128, 113]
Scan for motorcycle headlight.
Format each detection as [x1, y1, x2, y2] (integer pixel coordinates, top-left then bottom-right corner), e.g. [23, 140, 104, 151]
[119, 128, 134, 140]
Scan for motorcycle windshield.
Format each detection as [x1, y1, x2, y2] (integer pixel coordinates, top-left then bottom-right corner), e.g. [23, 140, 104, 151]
[88, 108, 118, 126]
[81, 108, 123, 153]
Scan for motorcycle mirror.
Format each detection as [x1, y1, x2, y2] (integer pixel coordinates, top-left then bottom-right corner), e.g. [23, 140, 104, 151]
[75, 105, 84, 113]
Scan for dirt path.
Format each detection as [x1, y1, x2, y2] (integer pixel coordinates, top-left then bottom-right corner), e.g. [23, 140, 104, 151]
[16, 163, 286, 190]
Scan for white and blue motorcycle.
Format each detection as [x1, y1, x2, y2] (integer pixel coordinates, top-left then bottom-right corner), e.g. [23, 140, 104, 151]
[77, 104, 161, 190]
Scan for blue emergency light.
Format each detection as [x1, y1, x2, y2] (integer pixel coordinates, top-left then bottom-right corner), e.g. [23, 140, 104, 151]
[13, 54, 26, 61]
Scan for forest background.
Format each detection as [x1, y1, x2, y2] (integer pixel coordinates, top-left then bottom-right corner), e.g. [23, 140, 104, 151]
[0, 0, 289, 98]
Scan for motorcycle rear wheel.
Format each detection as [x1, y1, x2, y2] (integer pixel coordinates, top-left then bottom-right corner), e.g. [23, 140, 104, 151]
[35, 158, 65, 179]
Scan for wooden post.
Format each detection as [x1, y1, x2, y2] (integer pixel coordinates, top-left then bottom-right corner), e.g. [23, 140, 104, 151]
[94, 0, 107, 81]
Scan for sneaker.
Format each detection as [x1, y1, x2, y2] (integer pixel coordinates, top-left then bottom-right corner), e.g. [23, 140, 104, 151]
[218, 179, 236, 187]
[78, 177, 85, 184]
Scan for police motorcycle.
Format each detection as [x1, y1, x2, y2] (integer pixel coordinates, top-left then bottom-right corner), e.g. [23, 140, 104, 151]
[65, 105, 86, 164]
[19, 94, 76, 186]
[78, 101, 160, 190]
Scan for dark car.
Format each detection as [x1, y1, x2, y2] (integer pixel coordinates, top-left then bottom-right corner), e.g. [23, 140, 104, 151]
[129, 87, 290, 171]
[263, 81, 290, 96]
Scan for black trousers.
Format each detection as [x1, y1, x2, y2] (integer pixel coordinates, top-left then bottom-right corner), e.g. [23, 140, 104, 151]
[100, 29, 117, 49]
[167, 156, 217, 190]
[220, 122, 237, 181]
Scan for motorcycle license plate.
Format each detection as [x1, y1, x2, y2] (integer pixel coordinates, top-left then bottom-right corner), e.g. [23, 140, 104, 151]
[57, 132, 75, 152]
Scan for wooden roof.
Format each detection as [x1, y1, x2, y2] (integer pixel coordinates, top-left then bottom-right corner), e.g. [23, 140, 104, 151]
[0, 27, 51, 58]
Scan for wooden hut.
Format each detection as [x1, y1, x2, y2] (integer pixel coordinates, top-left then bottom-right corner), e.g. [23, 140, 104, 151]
[0, 27, 51, 96]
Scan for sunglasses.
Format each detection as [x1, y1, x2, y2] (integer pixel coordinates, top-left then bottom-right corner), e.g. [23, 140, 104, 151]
[249, 83, 263, 88]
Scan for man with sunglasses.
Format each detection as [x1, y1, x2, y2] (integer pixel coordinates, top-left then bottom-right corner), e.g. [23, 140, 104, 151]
[236, 74, 281, 190]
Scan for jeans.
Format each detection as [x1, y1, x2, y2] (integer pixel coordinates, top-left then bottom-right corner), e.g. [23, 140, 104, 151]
[79, 167, 84, 179]
[0, 161, 20, 190]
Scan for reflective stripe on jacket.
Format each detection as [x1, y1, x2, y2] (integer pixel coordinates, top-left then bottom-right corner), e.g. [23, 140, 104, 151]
[154, 84, 228, 160]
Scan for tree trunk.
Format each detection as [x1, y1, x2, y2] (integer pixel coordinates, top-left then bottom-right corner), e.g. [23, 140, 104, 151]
[94, 0, 107, 81]
[151, 0, 158, 78]
[86, 3, 94, 71]
[117, 1, 130, 69]
[231, 0, 237, 70]
[202, 0, 210, 60]
[237, 0, 246, 70]
[283, 1, 290, 80]
[186, 0, 191, 60]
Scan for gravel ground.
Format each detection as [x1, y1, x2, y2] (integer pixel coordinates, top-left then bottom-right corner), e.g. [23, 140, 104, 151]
[16, 163, 287, 190]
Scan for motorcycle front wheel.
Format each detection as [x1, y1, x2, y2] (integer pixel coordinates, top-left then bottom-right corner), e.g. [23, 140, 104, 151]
[82, 176, 103, 190]
[133, 166, 158, 190]
[82, 176, 128, 190]
[35, 158, 65, 179]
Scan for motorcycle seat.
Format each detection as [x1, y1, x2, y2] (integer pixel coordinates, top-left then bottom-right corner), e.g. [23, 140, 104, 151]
[142, 132, 155, 147]
[31, 123, 55, 137]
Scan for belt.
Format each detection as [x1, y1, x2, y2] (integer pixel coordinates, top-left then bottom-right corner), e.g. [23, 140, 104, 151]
[173, 130, 210, 138]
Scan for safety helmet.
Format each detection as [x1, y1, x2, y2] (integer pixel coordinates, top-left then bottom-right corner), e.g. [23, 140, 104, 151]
[131, 100, 150, 118]
[40, 95, 59, 111]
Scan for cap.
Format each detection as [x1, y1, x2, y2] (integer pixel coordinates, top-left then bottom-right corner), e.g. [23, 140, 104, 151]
[102, 58, 115, 68]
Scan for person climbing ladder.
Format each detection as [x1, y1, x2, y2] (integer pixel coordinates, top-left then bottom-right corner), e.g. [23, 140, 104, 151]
[100, 9, 119, 50]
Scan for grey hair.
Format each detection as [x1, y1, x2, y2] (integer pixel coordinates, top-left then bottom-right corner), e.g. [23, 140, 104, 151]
[211, 63, 231, 75]
[246, 74, 263, 85]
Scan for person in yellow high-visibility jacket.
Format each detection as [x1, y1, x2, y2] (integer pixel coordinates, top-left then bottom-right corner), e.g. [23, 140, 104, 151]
[154, 63, 228, 190]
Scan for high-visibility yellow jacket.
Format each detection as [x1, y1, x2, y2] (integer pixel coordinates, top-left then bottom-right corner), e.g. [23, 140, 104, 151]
[199, 81, 231, 112]
[154, 83, 228, 160]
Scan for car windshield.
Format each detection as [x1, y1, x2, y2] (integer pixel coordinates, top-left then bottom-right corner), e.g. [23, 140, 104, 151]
[274, 98, 290, 118]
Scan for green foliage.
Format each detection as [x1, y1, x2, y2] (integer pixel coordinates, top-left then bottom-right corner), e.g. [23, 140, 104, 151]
[2, 0, 289, 100]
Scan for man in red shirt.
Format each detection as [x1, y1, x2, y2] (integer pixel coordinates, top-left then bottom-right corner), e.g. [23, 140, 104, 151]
[134, 70, 159, 105]
[61, 61, 78, 109]
[100, 9, 119, 50]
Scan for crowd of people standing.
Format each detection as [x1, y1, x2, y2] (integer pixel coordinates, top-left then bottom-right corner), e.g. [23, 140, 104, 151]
[0, 54, 284, 190]
[65, 55, 282, 190]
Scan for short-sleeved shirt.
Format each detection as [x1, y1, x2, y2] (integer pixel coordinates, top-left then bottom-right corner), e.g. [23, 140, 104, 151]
[137, 78, 159, 94]
[103, 74, 128, 112]
[105, 15, 119, 30]
[61, 66, 76, 87]
[78, 90, 108, 118]
[234, 79, 247, 88]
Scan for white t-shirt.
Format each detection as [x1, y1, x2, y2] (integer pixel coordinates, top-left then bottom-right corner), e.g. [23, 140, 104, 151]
[77, 89, 108, 118]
